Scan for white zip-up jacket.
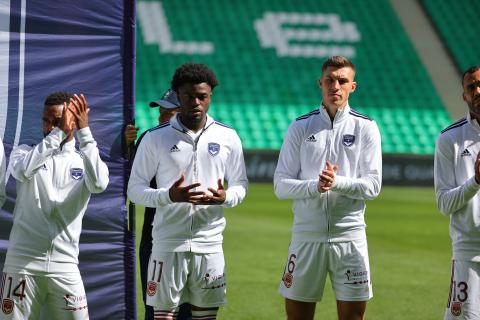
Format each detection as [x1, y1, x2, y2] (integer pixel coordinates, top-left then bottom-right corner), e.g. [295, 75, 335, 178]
[274, 105, 382, 242]
[127, 114, 248, 253]
[435, 113, 480, 261]
[4, 127, 109, 275]
[0, 139, 5, 208]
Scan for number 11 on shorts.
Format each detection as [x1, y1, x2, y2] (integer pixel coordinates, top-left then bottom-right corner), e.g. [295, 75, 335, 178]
[151, 260, 163, 282]
[147, 260, 163, 298]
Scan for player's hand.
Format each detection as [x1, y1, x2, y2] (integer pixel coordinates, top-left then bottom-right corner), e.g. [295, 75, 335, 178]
[318, 161, 338, 193]
[58, 101, 75, 135]
[193, 179, 226, 205]
[124, 124, 138, 146]
[168, 175, 205, 203]
[69, 94, 90, 129]
[475, 153, 480, 184]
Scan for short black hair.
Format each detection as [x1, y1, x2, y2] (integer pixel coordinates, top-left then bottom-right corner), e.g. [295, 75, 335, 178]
[171, 63, 218, 91]
[462, 66, 480, 86]
[44, 91, 73, 107]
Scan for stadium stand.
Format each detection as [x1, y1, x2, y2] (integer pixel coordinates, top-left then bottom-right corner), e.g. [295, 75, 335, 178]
[136, 0, 451, 154]
[421, 0, 480, 73]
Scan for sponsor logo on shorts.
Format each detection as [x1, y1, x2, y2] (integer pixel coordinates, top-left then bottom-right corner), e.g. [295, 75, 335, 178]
[202, 272, 226, 290]
[2, 298, 13, 315]
[344, 269, 369, 285]
[451, 301, 462, 316]
[147, 281, 157, 296]
[283, 273, 293, 288]
[62, 294, 88, 312]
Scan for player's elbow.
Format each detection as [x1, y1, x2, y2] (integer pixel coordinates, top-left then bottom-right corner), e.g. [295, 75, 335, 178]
[89, 177, 109, 194]
[127, 183, 141, 204]
[365, 184, 381, 200]
[273, 181, 289, 200]
[437, 200, 453, 216]
[436, 193, 454, 216]
[360, 178, 381, 200]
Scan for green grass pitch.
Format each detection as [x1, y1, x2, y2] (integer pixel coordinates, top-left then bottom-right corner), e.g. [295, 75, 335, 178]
[135, 184, 452, 319]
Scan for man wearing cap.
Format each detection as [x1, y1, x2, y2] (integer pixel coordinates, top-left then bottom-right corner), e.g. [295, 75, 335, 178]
[124, 89, 192, 320]
[124, 89, 180, 147]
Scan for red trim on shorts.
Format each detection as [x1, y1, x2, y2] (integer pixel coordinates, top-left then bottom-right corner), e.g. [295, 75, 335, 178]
[447, 260, 455, 308]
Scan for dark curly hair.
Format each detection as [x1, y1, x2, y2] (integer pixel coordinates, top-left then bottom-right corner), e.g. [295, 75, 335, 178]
[462, 65, 480, 87]
[44, 91, 73, 106]
[171, 63, 219, 91]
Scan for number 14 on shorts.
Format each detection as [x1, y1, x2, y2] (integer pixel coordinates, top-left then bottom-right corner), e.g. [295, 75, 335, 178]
[1, 273, 26, 315]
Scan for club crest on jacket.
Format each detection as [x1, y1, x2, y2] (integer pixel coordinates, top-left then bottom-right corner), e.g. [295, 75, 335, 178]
[208, 143, 220, 156]
[342, 134, 355, 147]
[70, 168, 84, 180]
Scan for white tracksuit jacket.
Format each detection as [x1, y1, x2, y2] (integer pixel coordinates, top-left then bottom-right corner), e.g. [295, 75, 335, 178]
[0, 139, 5, 208]
[274, 105, 382, 242]
[435, 113, 480, 261]
[4, 127, 109, 275]
[127, 114, 248, 253]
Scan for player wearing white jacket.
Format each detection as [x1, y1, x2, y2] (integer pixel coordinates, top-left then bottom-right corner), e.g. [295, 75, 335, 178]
[275, 104, 382, 242]
[1, 93, 108, 320]
[128, 63, 247, 319]
[275, 56, 381, 320]
[128, 113, 247, 253]
[435, 65, 480, 319]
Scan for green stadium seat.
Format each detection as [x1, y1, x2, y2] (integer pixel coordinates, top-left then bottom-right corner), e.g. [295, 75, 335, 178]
[421, 0, 480, 72]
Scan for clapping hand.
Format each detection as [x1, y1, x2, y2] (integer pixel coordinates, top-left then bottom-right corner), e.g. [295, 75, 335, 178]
[69, 94, 90, 129]
[318, 161, 338, 193]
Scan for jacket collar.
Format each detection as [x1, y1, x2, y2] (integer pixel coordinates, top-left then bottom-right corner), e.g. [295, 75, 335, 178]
[319, 103, 350, 125]
[467, 112, 480, 133]
[56, 137, 76, 154]
[170, 113, 215, 133]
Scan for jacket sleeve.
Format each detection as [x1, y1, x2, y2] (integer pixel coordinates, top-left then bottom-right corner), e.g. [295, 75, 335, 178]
[9, 127, 66, 182]
[0, 140, 5, 208]
[434, 133, 480, 215]
[77, 127, 109, 193]
[274, 122, 320, 200]
[331, 121, 382, 200]
[127, 132, 172, 207]
[223, 133, 248, 208]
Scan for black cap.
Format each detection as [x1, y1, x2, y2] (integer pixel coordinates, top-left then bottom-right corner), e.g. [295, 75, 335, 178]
[149, 89, 180, 109]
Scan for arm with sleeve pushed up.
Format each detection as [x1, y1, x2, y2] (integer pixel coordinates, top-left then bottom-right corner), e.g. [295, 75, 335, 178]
[330, 121, 382, 200]
[434, 134, 480, 215]
[0, 140, 5, 207]
[223, 133, 248, 207]
[9, 127, 66, 182]
[77, 127, 109, 193]
[274, 123, 320, 200]
[127, 132, 172, 207]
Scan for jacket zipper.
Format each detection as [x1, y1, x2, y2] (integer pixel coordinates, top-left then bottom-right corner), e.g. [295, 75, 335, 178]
[186, 126, 208, 251]
[47, 155, 58, 272]
[325, 116, 336, 243]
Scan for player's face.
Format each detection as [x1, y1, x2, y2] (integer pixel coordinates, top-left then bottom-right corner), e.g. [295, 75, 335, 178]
[319, 66, 356, 110]
[463, 69, 480, 118]
[42, 104, 63, 137]
[177, 82, 212, 129]
[158, 107, 180, 125]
